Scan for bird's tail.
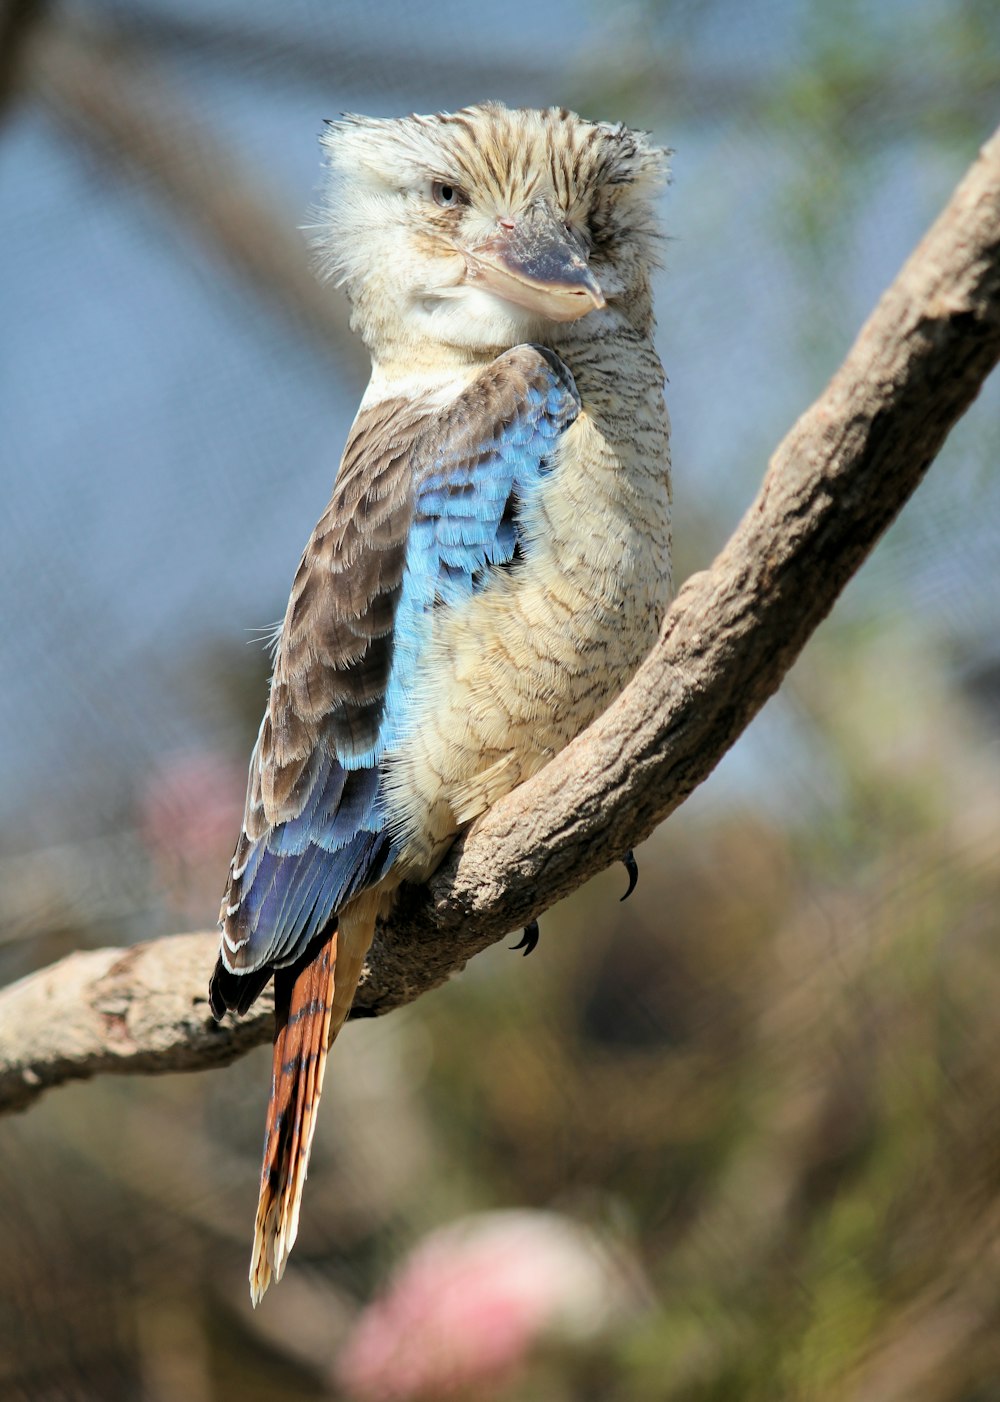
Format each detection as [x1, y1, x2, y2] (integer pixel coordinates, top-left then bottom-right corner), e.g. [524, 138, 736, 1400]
[250, 899, 377, 1305]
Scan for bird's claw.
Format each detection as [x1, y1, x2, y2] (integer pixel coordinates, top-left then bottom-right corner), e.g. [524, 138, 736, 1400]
[510, 919, 540, 956]
[620, 849, 638, 901]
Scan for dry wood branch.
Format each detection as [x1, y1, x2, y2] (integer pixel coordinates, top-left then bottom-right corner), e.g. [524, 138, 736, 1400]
[2, 125, 1000, 1117]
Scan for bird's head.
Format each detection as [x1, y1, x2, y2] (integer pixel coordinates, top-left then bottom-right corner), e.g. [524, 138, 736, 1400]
[316, 103, 668, 367]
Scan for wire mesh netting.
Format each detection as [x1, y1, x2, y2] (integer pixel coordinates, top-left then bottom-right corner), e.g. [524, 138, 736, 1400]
[1, 1, 999, 1398]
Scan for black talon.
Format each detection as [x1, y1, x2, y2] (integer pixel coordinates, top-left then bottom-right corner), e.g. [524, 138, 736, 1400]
[511, 919, 540, 956]
[620, 849, 639, 901]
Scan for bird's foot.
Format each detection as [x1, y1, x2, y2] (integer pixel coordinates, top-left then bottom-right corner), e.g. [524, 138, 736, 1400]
[510, 919, 540, 956]
[620, 849, 639, 902]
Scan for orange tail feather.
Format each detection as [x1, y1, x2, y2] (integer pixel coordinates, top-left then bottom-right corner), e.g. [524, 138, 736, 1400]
[250, 927, 337, 1303]
[249, 900, 379, 1304]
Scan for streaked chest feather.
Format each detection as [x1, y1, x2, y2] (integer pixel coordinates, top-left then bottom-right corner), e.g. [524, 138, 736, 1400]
[386, 343, 671, 874]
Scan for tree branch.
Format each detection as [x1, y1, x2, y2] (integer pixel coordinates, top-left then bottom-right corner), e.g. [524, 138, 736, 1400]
[3, 125, 999, 1117]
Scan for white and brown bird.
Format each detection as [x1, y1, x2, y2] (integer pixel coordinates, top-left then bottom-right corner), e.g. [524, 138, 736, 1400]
[210, 102, 672, 1302]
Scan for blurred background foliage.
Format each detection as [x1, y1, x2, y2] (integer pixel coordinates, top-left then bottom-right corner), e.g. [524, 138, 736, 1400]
[1, 0, 999, 1398]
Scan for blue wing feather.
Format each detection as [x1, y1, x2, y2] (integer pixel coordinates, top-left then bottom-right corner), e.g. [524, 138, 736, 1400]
[216, 345, 579, 991]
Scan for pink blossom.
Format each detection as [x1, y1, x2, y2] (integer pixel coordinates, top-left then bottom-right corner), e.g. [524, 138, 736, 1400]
[337, 1210, 638, 1400]
[138, 749, 245, 920]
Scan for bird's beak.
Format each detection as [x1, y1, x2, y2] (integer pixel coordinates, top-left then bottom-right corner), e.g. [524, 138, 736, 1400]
[466, 204, 605, 323]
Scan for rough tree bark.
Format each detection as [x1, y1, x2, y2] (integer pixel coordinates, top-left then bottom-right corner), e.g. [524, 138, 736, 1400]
[2, 124, 999, 1117]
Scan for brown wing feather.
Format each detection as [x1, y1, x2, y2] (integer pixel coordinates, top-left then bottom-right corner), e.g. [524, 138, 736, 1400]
[242, 394, 422, 842]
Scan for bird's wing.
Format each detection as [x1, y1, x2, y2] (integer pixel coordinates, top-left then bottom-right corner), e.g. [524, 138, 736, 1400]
[212, 344, 579, 1008]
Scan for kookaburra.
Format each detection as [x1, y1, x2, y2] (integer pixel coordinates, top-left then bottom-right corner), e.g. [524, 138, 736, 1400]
[210, 102, 672, 1302]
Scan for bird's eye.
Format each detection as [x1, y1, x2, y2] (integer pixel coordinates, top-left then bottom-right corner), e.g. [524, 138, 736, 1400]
[431, 180, 462, 208]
